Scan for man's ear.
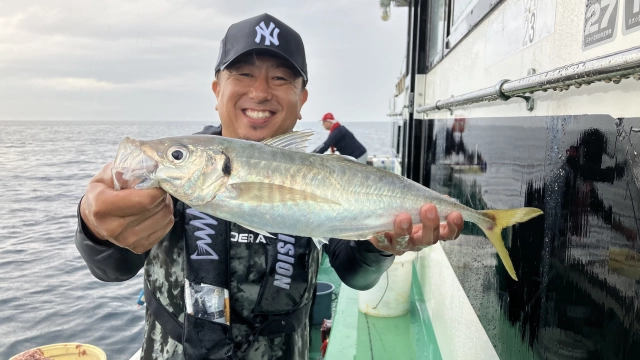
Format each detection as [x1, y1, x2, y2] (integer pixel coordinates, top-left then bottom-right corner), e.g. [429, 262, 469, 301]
[297, 88, 309, 120]
[212, 80, 220, 111]
[212, 80, 220, 97]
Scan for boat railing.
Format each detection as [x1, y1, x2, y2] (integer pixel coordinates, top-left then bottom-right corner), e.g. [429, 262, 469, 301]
[415, 45, 640, 115]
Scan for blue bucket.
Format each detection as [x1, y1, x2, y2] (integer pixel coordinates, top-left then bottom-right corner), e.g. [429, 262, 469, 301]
[311, 281, 335, 325]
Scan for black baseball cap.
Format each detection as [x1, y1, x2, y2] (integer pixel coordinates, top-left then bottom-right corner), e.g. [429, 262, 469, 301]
[215, 13, 308, 82]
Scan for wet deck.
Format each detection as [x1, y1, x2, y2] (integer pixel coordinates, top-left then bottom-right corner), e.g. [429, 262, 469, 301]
[323, 267, 442, 360]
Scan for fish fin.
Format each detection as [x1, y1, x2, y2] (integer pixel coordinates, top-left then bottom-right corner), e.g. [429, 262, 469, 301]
[229, 182, 341, 206]
[312, 237, 330, 249]
[478, 208, 544, 281]
[261, 130, 314, 152]
[236, 223, 276, 238]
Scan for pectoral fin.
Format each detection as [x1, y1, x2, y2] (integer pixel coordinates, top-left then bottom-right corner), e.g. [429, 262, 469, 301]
[228, 182, 341, 206]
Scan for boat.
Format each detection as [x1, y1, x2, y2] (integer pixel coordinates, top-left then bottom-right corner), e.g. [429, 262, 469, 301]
[319, 0, 640, 359]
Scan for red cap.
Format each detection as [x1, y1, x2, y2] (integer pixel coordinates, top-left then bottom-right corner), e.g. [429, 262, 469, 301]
[321, 112, 335, 121]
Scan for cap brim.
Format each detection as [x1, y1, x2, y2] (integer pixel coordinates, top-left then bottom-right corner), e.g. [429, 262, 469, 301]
[218, 48, 307, 82]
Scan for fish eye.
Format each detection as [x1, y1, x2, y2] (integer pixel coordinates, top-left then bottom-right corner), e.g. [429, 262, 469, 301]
[167, 145, 189, 163]
[172, 150, 184, 160]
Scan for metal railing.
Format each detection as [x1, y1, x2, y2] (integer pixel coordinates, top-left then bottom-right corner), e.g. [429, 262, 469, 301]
[415, 45, 640, 114]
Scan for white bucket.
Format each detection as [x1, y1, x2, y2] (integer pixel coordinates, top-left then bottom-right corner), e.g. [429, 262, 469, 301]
[358, 251, 417, 317]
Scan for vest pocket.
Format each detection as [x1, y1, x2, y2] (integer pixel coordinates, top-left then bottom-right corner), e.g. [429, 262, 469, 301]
[185, 280, 230, 325]
[182, 312, 234, 359]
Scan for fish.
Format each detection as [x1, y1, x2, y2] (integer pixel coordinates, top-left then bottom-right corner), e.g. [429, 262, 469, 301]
[112, 130, 543, 281]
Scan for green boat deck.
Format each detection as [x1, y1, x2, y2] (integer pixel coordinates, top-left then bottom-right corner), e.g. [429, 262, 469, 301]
[310, 255, 442, 360]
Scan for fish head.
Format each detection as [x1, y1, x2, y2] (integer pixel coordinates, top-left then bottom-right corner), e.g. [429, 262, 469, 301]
[113, 136, 230, 206]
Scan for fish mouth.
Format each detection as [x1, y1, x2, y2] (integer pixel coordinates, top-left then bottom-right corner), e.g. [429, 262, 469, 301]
[112, 137, 159, 190]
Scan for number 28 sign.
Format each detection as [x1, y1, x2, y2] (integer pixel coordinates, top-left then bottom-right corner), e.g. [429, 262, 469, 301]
[583, 0, 619, 50]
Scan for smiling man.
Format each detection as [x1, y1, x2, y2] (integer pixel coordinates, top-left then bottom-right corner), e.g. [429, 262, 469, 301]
[75, 14, 463, 359]
[213, 54, 308, 142]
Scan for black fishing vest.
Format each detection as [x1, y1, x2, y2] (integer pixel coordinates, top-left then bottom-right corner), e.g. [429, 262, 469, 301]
[144, 205, 319, 359]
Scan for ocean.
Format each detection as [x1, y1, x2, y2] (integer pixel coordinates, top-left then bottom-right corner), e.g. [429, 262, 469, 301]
[0, 120, 394, 359]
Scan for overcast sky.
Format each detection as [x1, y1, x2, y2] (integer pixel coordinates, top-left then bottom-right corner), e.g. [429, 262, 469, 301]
[0, 1, 408, 123]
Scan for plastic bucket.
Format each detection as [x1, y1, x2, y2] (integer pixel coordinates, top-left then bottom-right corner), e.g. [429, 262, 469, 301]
[358, 251, 416, 317]
[10, 343, 106, 359]
[312, 281, 335, 325]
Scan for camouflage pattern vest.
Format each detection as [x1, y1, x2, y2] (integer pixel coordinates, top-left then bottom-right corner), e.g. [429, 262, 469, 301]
[142, 200, 320, 360]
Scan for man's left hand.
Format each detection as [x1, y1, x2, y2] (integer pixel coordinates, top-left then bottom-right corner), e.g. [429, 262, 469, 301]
[369, 204, 463, 255]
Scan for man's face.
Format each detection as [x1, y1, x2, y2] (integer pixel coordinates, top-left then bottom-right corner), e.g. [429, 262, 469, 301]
[212, 54, 309, 141]
[322, 121, 332, 130]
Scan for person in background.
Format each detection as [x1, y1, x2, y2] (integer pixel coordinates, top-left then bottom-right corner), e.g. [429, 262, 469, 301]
[312, 112, 368, 163]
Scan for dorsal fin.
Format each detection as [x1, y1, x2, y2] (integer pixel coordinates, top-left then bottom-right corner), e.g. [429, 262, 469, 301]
[261, 130, 314, 152]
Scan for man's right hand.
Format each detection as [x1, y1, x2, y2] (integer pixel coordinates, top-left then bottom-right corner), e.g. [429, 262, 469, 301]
[80, 162, 175, 254]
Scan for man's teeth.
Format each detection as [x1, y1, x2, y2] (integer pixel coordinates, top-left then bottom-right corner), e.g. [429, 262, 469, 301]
[245, 110, 272, 119]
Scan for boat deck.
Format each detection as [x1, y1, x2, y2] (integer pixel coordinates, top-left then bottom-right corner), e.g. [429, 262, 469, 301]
[312, 264, 442, 359]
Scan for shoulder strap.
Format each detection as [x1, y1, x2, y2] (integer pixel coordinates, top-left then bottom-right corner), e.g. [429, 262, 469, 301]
[144, 279, 184, 344]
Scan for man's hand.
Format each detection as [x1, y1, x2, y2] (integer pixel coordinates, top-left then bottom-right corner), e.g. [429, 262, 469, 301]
[369, 204, 463, 255]
[80, 162, 174, 254]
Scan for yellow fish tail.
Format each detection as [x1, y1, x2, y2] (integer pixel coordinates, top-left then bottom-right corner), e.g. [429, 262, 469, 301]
[478, 208, 544, 281]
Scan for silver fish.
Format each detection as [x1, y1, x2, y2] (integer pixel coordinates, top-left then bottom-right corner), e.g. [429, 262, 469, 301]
[112, 130, 543, 280]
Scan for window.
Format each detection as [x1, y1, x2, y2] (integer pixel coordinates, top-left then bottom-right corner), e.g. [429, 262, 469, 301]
[423, 0, 504, 72]
[427, 0, 446, 69]
[451, 0, 480, 26]
[445, 0, 503, 53]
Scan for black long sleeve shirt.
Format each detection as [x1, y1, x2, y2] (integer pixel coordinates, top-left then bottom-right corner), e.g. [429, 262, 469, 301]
[312, 125, 367, 158]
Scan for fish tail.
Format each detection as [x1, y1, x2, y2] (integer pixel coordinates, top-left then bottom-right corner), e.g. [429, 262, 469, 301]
[477, 208, 544, 281]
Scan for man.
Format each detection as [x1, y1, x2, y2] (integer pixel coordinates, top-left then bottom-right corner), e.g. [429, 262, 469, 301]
[75, 13, 463, 359]
[312, 112, 368, 163]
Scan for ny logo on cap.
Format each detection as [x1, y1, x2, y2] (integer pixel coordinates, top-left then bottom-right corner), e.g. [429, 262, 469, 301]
[255, 21, 279, 46]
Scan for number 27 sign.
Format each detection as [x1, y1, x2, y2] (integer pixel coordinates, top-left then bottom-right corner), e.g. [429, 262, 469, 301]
[583, 0, 619, 50]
